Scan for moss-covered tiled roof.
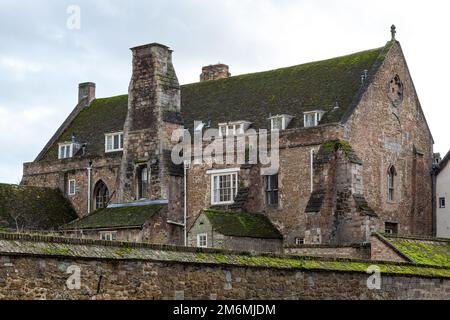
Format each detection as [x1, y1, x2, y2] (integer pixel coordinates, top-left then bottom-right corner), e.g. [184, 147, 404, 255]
[182, 45, 388, 130]
[0, 184, 77, 231]
[382, 234, 450, 267]
[37, 43, 393, 162]
[203, 209, 282, 239]
[40, 95, 128, 161]
[62, 204, 165, 230]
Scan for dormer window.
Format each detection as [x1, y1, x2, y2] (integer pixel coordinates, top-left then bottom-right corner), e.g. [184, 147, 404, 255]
[303, 111, 325, 128]
[105, 132, 124, 153]
[59, 143, 74, 159]
[218, 121, 251, 136]
[269, 114, 294, 131]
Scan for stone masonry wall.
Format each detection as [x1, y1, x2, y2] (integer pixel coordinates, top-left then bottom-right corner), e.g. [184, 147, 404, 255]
[285, 245, 371, 260]
[344, 41, 434, 237]
[0, 234, 449, 300]
[22, 156, 122, 218]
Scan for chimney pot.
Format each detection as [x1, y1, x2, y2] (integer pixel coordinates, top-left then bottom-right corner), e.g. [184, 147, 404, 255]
[200, 64, 231, 82]
[78, 82, 96, 104]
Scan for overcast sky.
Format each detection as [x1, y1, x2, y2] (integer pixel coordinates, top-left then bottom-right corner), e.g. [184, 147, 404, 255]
[0, 0, 449, 184]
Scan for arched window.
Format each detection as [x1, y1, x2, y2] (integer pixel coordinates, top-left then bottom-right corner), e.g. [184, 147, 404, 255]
[94, 180, 109, 210]
[137, 165, 148, 199]
[388, 166, 396, 202]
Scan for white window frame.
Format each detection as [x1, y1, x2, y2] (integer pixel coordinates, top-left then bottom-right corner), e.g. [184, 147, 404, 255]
[439, 197, 446, 209]
[197, 233, 208, 248]
[68, 179, 76, 196]
[105, 132, 124, 153]
[100, 231, 117, 241]
[218, 121, 250, 137]
[295, 238, 305, 245]
[58, 143, 73, 159]
[269, 114, 294, 131]
[303, 111, 324, 128]
[208, 169, 240, 205]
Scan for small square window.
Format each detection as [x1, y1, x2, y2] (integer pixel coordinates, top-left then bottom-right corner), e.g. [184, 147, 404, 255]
[105, 132, 124, 152]
[59, 143, 73, 159]
[439, 197, 446, 209]
[68, 180, 76, 196]
[197, 234, 208, 248]
[385, 222, 398, 235]
[295, 238, 305, 245]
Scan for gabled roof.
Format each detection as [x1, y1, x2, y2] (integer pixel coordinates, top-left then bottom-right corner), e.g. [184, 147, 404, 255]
[37, 42, 393, 162]
[62, 203, 165, 230]
[0, 184, 77, 231]
[376, 233, 450, 267]
[436, 149, 450, 175]
[202, 209, 283, 240]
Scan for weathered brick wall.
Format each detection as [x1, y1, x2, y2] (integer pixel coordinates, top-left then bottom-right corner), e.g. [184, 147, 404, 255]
[344, 41, 434, 237]
[22, 156, 122, 217]
[285, 245, 371, 260]
[370, 235, 408, 263]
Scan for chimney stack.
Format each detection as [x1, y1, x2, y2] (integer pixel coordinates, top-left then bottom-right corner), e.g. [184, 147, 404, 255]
[200, 64, 230, 82]
[78, 82, 96, 104]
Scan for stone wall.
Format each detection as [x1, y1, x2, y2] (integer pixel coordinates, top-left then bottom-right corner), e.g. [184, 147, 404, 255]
[370, 235, 409, 263]
[344, 41, 434, 237]
[0, 233, 450, 300]
[22, 156, 122, 217]
[285, 244, 371, 260]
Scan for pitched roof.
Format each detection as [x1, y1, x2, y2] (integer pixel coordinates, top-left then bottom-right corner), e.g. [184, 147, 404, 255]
[37, 43, 392, 162]
[62, 203, 165, 230]
[40, 95, 128, 162]
[0, 184, 77, 231]
[203, 209, 283, 239]
[437, 149, 450, 175]
[379, 234, 450, 267]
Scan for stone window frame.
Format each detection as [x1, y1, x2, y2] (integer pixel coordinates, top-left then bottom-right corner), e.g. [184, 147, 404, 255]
[136, 164, 149, 200]
[384, 222, 399, 235]
[197, 233, 208, 248]
[207, 168, 240, 205]
[100, 231, 117, 241]
[68, 179, 76, 196]
[387, 165, 397, 202]
[105, 132, 124, 153]
[439, 197, 446, 209]
[58, 142, 73, 159]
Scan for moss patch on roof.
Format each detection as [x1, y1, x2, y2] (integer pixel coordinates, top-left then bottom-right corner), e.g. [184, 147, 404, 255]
[382, 235, 450, 267]
[0, 184, 77, 231]
[62, 204, 166, 230]
[181, 45, 387, 130]
[204, 209, 282, 239]
[40, 95, 128, 161]
[315, 139, 362, 165]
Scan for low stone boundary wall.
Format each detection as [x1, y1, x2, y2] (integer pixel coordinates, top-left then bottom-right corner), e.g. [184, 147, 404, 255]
[284, 244, 370, 260]
[0, 233, 449, 300]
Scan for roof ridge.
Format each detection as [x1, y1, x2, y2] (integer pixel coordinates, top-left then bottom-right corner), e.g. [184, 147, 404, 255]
[181, 45, 386, 87]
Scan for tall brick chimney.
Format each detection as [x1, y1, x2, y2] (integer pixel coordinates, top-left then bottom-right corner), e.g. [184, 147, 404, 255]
[78, 82, 96, 104]
[200, 64, 231, 82]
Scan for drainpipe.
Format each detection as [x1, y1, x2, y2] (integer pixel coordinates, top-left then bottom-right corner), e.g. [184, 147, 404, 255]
[183, 160, 191, 246]
[310, 149, 315, 193]
[431, 164, 438, 237]
[87, 161, 93, 214]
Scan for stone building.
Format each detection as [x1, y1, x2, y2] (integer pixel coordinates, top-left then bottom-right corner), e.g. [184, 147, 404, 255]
[436, 150, 450, 238]
[187, 209, 283, 252]
[20, 27, 434, 249]
[61, 202, 169, 243]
